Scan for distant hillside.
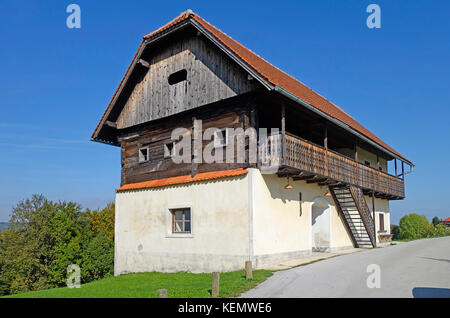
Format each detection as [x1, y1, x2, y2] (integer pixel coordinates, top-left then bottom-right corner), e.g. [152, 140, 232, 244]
[0, 222, 9, 231]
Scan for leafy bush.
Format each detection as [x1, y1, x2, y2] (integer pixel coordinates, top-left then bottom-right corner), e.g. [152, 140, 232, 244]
[434, 223, 450, 237]
[81, 232, 114, 282]
[398, 214, 434, 240]
[390, 224, 399, 240]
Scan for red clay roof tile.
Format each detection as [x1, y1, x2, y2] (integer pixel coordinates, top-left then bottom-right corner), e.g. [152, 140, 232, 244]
[116, 168, 248, 192]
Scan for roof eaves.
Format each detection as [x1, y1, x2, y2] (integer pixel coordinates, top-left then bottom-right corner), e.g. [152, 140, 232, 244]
[116, 168, 248, 192]
[275, 86, 413, 165]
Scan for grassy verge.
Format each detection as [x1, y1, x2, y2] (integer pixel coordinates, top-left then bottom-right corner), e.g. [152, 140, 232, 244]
[3, 270, 273, 298]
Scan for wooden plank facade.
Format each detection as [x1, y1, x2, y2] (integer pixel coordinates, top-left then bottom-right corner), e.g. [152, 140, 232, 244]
[92, 13, 410, 201]
[117, 31, 258, 129]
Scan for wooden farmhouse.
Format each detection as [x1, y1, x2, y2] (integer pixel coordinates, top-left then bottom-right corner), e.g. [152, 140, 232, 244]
[92, 10, 413, 273]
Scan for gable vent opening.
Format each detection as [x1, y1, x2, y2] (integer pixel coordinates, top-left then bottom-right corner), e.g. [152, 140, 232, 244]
[168, 69, 187, 85]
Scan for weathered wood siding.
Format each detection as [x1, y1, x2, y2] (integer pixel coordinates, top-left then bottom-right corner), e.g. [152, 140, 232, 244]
[116, 35, 258, 129]
[119, 104, 253, 185]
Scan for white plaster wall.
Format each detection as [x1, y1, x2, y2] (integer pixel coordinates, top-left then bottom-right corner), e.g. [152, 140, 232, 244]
[115, 174, 249, 274]
[114, 168, 382, 274]
[364, 196, 390, 242]
[312, 201, 330, 250]
[250, 169, 354, 267]
[357, 146, 388, 172]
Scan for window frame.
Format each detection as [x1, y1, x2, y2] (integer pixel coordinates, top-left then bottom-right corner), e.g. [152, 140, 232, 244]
[138, 146, 149, 163]
[378, 212, 385, 232]
[213, 128, 228, 148]
[164, 141, 176, 158]
[171, 208, 191, 234]
[165, 205, 193, 238]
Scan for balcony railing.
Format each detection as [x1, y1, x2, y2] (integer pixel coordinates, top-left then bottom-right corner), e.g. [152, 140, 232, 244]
[259, 133, 405, 198]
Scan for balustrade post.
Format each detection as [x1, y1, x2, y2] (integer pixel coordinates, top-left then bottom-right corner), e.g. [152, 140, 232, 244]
[281, 104, 286, 166]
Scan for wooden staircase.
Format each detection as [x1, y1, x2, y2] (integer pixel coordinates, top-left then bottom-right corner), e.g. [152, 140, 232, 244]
[330, 185, 376, 248]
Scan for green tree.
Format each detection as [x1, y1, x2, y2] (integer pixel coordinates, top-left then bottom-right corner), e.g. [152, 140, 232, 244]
[398, 213, 434, 240]
[81, 232, 114, 282]
[390, 224, 399, 240]
[0, 195, 115, 296]
[48, 201, 88, 286]
[82, 203, 115, 282]
[432, 216, 441, 227]
[86, 203, 115, 239]
[0, 195, 56, 294]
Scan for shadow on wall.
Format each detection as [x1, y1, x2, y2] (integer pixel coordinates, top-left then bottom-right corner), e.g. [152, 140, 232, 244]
[412, 287, 450, 298]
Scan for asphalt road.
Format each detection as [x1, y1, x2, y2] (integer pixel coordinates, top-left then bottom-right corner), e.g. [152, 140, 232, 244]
[242, 237, 450, 298]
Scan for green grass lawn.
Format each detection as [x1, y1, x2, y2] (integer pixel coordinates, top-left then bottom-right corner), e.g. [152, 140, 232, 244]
[3, 270, 273, 298]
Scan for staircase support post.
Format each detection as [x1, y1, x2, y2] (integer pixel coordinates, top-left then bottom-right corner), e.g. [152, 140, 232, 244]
[372, 191, 376, 248]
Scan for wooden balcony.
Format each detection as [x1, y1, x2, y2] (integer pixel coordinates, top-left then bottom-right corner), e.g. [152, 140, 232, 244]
[260, 133, 405, 199]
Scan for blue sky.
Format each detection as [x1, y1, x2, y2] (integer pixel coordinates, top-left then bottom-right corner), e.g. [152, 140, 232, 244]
[0, 1, 448, 224]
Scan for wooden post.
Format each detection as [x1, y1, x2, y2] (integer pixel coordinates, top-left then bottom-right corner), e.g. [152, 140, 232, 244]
[250, 105, 259, 168]
[245, 261, 253, 280]
[372, 191, 376, 248]
[401, 161, 405, 179]
[211, 272, 220, 297]
[324, 123, 328, 174]
[281, 104, 286, 165]
[191, 117, 198, 177]
[394, 159, 397, 177]
[354, 141, 359, 184]
[157, 289, 168, 298]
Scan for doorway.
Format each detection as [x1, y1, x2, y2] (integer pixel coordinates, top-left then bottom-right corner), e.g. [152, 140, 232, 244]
[311, 198, 331, 252]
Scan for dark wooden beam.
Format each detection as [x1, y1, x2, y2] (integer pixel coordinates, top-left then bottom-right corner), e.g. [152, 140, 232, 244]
[307, 176, 328, 184]
[105, 120, 117, 129]
[293, 173, 315, 181]
[318, 180, 341, 186]
[138, 59, 150, 68]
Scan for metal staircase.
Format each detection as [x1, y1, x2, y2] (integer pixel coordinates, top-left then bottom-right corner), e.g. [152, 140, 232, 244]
[330, 185, 376, 248]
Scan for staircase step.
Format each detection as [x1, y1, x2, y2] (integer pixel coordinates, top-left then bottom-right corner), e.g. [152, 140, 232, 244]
[329, 186, 375, 249]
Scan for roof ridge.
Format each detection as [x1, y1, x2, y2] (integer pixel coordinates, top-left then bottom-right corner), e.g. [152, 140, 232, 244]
[143, 10, 193, 39]
[192, 15, 359, 127]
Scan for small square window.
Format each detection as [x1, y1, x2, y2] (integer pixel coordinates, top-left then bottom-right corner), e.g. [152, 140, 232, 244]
[164, 142, 176, 158]
[171, 208, 191, 233]
[139, 147, 149, 162]
[214, 129, 228, 148]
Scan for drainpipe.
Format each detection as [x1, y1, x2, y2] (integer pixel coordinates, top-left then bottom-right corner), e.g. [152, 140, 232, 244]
[248, 169, 255, 263]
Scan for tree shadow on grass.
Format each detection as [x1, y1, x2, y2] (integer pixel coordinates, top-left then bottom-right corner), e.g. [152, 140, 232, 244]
[412, 287, 450, 298]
